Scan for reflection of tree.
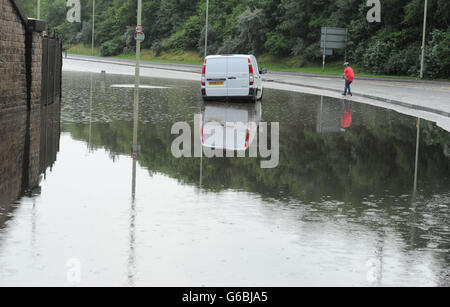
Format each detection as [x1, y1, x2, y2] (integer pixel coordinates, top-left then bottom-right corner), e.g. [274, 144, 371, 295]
[62, 85, 450, 204]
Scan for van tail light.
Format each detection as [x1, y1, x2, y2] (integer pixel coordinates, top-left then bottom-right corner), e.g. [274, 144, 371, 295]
[201, 128, 204, 143]
[245, 130, 250, 148]
[248, 59, 254, 86]
[201, 64, 206, 86]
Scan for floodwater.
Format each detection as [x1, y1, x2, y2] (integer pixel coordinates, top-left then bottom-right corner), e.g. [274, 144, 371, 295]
[0, 71, 449, 286]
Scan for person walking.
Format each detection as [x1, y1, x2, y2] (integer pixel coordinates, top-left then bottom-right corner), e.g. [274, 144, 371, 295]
[342, 62, 354, 97]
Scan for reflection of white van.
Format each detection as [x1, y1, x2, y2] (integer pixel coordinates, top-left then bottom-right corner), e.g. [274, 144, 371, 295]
[201, 101, 262, 151]
[201, 55, 266, 101]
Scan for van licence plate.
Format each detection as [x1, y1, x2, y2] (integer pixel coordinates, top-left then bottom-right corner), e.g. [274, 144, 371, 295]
[209, 81, 224, 85]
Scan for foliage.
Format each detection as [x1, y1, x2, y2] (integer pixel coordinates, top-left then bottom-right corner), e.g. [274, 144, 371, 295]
[265, 32, 292, 57]
[100, 38, 122, 57]
[17, 0, 450, 78]
[424, 29, 450, 78]
[75, 22, 92, 45]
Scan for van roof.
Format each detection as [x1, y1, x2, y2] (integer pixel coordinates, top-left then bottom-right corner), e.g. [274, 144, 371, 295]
[206, 54, 255, 60]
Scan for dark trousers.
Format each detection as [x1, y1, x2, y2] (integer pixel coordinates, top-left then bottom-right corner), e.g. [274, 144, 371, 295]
[344, 80, 352, 95]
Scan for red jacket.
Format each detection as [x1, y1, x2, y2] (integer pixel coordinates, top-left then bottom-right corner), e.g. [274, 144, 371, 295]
[344, 67, 354, 82]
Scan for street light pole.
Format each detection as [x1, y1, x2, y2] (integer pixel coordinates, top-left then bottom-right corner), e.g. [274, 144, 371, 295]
[37, 0, 40, 19]
[92, 0, 95, 56]
[205, 0, 209, 58]
[133, 0, 142, 155]
[420, 0, 428, 79]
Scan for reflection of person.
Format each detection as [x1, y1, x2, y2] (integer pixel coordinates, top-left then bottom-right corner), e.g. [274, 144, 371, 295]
[342, 62, 354, 97]
[341, 101, 352, 129]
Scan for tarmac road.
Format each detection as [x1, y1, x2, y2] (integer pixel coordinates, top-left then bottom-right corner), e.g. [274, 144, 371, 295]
[64, 54, 450, 128]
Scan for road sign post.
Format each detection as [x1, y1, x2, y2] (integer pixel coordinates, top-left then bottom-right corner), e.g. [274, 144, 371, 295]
[320, 27, 348, 71]
[322, 28, 327, 72]
[133, 0, 142, 163]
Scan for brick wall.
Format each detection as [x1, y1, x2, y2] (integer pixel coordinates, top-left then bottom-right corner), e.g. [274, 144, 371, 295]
[0, 0, 27, 113]
[0, 0, 61, 226]
[30, 31, 42, 110]
[0, 111, 26, 226]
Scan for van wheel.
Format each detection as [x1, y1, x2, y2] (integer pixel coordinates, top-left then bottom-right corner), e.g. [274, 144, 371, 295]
[257, 89, 263, 101]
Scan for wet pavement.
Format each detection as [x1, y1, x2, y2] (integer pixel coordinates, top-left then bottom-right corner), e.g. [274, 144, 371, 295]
[0, 71, 449, 286]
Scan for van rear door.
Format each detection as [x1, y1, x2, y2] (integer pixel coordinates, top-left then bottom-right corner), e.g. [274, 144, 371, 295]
[205, 57, 228, 97]
[227, 57, 249, 97]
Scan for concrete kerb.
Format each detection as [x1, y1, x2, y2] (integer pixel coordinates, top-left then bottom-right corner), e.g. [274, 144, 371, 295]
[66, 55, 201, 74]
[265, 79, 450, 118]
[268, 71, 450, 85]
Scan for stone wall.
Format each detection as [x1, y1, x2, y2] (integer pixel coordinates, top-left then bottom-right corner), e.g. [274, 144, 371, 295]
[0, 0, 61, 227]
[29, 31, 43, 110]
[0, 111, 26, 227]
[0, 0, 27, 113]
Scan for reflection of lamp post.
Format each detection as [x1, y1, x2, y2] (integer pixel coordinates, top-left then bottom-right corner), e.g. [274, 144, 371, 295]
[87, 74, 94, 153]
[128, 192, 136, 286]
[413, 118, 421, 196]
[419, 0, 428, 79]
[200, 146, 203, 188]
[205, 0, 209, 57]
[129, 143, 137, 285]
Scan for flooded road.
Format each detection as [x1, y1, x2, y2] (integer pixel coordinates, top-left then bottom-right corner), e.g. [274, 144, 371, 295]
[0, 71, 449, 286]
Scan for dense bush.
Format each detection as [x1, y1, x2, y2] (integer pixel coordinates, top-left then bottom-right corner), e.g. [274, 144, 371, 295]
[19, 0, 450, 78]
[75, 22, 92, 45]
[151, 41, 163, 57]
[362, 40, 393, 75]
[231, 9, 267, 54]
[265, 33, 292, 57]
[122, 27, 136, 54]
[424, 29, 450, 79]
[100, 38, 122, 57]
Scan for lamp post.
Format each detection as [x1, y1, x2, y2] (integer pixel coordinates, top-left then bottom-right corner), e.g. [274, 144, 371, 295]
[205, 0, 209, 58]
[419, 0, 428, 79]
[133, 0, 142, 160]
[92, 0, 95, 56]
[37, 0, 40, 19]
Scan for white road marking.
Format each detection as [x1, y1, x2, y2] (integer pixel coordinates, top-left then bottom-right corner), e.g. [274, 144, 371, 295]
[110, 84, 170, 89]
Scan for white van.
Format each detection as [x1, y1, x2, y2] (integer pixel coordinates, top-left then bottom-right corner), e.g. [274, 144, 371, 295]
[201, 54, 267, 101]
